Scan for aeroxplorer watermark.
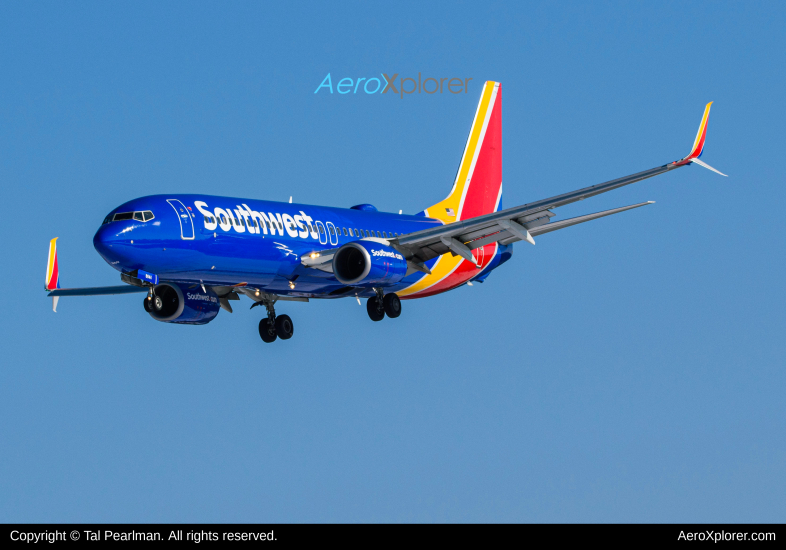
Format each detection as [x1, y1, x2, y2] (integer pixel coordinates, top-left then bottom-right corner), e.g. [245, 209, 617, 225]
[315, 73, 473, 98]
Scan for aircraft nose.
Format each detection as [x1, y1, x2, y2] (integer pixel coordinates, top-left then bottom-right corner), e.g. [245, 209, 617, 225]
[93, 221, 134, 264]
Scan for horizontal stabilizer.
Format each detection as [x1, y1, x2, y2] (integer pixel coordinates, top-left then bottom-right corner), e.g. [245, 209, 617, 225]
[526, 201, 654, 238]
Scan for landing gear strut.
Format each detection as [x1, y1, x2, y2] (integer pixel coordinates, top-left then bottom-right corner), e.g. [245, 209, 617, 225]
[366, 289, 401, 321]
[256, 296, 294, 343]
[142, 287, 155, 313]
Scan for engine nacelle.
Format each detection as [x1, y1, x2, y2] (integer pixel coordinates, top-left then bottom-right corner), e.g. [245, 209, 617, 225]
[148, 283, 220, 325]
[332, 241, 407, 287]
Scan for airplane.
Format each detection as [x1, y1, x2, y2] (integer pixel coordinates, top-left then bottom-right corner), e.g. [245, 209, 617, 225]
[45, 81, 725, 342]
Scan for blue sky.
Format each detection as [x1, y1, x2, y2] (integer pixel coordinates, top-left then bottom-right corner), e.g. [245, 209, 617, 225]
[1, 1, 784, 522]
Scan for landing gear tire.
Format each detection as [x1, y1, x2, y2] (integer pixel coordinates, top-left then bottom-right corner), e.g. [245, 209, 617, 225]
[258, 318, 277, 343]
[275, 314, 294, 339]
[383, 293, 401, 318]
[367, 297, 385, 322]
[143, 297, 153, 313]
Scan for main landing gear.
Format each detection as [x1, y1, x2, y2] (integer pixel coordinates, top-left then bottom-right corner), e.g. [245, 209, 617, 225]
[367, 289, 401, 322]
[257, 298, 294, 343]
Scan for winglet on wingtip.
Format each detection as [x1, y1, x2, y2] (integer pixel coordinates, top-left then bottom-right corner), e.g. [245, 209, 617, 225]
[46, 237, 61, 312]
[675, 102, 728, 176]
[46, 237, 60, 291]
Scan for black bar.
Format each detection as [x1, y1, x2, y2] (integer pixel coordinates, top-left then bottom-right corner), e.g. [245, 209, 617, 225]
[1, 524, 782, 545]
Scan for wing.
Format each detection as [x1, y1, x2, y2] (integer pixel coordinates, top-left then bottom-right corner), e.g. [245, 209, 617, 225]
[48, 286, 147, 296]
[390, 102, 724, 264]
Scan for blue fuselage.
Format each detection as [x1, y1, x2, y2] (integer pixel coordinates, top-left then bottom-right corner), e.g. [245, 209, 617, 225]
[93, 194, 510, 298]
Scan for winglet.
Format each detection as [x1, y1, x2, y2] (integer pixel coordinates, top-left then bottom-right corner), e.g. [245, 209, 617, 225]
[46, 238, 60, 291]
[46, 238, 61, 312]
[687, 101, 712, 160]
[675, 102, 727, 176]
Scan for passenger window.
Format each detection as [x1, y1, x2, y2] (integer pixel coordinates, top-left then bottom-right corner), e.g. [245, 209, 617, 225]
[342, 228, 347, 236]
[329, 226, 335, 235]
[354, 229, 359, 237]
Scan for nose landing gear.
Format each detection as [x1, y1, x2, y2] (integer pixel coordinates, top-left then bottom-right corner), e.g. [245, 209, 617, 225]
[366, 289, 402, 321]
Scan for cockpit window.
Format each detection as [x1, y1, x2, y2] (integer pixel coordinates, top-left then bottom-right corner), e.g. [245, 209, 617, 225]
[106, 210, 155, 224]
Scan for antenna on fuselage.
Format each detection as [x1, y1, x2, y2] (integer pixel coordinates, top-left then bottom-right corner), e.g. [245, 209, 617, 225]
[289, 196, 292, 203]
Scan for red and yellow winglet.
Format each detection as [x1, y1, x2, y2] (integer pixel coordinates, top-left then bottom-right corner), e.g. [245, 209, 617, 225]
[46, 238, 61, 312]
[687, 101, 712, 159]
[46, 238, 60, 291]
[674, 102, 727, 176]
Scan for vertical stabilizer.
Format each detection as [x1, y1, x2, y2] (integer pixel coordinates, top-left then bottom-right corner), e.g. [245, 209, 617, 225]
[423, 81, 502, 223]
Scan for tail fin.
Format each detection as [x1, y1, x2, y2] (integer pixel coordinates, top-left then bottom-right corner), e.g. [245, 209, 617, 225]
[674, 102, 727, 176]
[46, 238, 60, 311]
[423, 81, 502, 223]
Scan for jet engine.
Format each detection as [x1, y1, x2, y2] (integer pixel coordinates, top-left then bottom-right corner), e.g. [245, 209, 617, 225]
[332, 241, 408, 287]
[145, 283, 220, 325]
